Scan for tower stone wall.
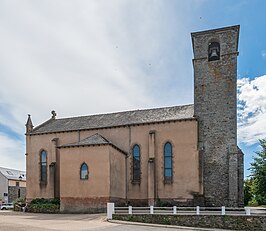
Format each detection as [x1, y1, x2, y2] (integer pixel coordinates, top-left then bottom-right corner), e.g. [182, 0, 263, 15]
[192, 25, 243, 206]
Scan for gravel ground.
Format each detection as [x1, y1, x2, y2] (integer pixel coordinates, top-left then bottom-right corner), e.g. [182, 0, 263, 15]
[0, 210, 212, 231]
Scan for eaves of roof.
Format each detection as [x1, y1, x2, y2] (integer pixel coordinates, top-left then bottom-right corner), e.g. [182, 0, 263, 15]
[59, 142, 127, 156]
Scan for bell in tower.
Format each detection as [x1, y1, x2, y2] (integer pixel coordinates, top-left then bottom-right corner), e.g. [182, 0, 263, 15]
[208, 41, 220, 61]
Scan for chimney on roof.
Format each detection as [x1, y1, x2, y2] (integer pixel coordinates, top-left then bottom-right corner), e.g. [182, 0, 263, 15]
[51, 110, 56, 119]
[25, 114, 33, 133]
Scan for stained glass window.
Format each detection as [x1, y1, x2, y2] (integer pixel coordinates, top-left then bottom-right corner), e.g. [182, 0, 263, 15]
[40, 150, 47, 182]
[132, 145, 140, 181]
[164, 142, 172, 181]
[80, 163, 88, 180]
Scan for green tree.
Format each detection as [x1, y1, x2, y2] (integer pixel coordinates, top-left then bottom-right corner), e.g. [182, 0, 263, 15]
[249, 139, 266, 205]
[244, 179, 254, 206]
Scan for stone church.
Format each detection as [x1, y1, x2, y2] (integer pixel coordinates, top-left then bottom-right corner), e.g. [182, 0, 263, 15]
[25, 25, 244, 213]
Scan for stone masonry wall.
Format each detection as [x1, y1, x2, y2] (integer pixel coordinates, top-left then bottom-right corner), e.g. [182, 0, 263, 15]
[113, 214, 266, 231]
[192, 26, 243, 206]
[8, 186, 26, 203]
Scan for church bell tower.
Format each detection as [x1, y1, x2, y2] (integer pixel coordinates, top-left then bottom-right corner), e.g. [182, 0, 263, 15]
[191, 25, 243, 206]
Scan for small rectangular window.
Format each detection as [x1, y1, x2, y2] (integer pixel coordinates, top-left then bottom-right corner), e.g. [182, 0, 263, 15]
[16, 182, 19, 187]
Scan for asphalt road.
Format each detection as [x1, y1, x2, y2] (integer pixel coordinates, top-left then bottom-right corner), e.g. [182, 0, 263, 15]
[0, 211, 200, 231]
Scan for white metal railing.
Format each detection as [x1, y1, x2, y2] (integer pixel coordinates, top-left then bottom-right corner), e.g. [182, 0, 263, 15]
[107, 203, 266, 220]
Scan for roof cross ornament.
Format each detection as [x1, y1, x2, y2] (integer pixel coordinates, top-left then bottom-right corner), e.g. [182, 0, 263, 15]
[51, 110, 56, 119]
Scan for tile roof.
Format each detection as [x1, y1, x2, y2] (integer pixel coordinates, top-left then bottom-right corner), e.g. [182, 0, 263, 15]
[0, 167, 26, 181]
[60, 133, 109, 147]
[30, 104, 194, 135]
[59, 133, 127, 155]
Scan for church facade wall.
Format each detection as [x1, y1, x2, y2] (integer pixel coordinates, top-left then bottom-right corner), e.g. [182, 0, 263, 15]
[26, 132, 79, 200]
[109, 146, 126, 205]
[26, 119, 200, 209]
[125, 120, 200, 205]
[59, 145, 110, 213]
[76, 119, 200, 205]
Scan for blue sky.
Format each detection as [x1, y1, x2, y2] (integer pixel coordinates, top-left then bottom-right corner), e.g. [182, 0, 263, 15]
[0, 0, 266, 177]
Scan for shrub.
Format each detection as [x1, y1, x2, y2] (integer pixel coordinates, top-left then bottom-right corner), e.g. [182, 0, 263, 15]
[27, 198, 60, 213]
[13, 197, 26, 206]
[13, 197, 26, 211]
[30, 198, 60, 205]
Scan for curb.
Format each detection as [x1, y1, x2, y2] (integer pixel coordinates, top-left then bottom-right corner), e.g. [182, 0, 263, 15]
[108, 219, 233, 231]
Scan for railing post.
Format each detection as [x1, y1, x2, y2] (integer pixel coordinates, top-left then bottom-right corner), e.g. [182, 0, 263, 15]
[129, 206, 132, 215]
[173, 206, 177, 214]
[107, 203, 115, 220]
[245, 207, 251, 215]
[221, 206, 225, 215]
[196, 206, 200, 215]
[150, 205, 154, 214]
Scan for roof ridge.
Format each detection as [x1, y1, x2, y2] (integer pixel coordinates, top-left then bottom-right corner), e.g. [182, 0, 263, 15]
[62, 133, 110, 146]
[54, 104, 194, 121]
[59, 132, 127, 155]
[81, 133, 110, 142]
[0, 166, 26, 172]
[94, 133, 111, 143]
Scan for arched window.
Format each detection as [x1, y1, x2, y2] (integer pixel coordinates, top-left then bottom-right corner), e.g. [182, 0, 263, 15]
[132, 144, 141, 181]
[40, 150, 47, 182]
[80, 163, 88, 180]
[164, 142, 172, 181]
[208, 41, 220, 61]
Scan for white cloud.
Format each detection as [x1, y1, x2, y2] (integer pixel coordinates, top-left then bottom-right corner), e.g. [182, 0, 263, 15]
[0, 1, 203, 170]
[238, 75, 266, 145]
[0, 133, 25, 170]
[261, 50, 266, 58]
[0, 1, 200, 132]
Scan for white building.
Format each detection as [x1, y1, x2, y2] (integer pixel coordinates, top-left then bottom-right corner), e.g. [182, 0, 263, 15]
[0, 167, 26, 203]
